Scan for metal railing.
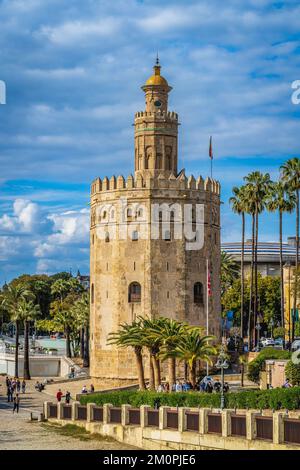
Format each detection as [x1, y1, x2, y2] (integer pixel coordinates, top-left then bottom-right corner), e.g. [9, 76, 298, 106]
[110, 407, 122, 424]
[77, 405, 87, 421]
[148, 409, 159, 427]
[62, 405, 72, 419]
[166, 410, 178, 429]
[93, 406, 103, 422]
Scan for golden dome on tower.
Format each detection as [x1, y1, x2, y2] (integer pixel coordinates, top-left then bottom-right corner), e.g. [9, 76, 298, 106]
[144, 57, 169, 87]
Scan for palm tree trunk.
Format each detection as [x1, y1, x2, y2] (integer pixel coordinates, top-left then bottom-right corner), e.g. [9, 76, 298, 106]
[66, 326, 71, 358]
[23, 321, 31, 380]
[241, 212, 245, 338]
[253, 207, 259, 346]
[292, 190, 299, 342]
[83, 325, 89, 368]
[168, 357, 176, 392]
[189, 362, 197, 389]
[279, 210, 285, 348]
[134, 348, 146, 390]
[248, 213, 255, 350]
[152, 356, 161, 388]
[15, 320, 19, 378]
[148, 353, 155, 390]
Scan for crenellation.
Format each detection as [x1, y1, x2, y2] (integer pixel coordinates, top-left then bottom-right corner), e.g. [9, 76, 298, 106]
[187, 175, 196, 189]
[102, 176, 109, 191]
[126, 174, 134, 189]
[117, 175, 125, 189]
[109, 175, 116, 190]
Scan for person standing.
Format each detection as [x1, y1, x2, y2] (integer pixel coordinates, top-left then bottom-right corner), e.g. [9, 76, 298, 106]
[16, 379, 21, 393]
[13, 394, 20, 413]
[56, 389, 63, 402]
[21, 380, 26, 394]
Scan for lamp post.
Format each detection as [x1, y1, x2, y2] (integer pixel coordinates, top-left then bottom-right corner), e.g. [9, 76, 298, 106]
[269, 318, 274, 339]
[255, 317, 261, 349]
[284, 261, 291, 349]
[216, 344, 229, 409]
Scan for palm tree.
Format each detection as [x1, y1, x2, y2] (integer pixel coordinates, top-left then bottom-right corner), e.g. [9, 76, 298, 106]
[1, 284, 33, 377]
[17, 299, 40, 379]
[229, 186, 248, 338]
[266, 181, 296, 346]
[107, 320, 146, 390]
[221, 251, 240, 292]
[173, 328, 216, 388]
[280, 158, 300, 342]
[71, 292, 90, 367]
[146, 318, 187, 391]
[244, 172, 272, 348]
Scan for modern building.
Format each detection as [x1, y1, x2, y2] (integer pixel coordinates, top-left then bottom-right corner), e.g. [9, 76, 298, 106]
[89, 60, 222, 388]
[222, 237, 297, 277]
[76, 270, 90, 290]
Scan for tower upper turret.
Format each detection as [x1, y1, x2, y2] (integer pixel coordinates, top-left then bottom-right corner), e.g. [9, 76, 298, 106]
[134, 59, 178, 177]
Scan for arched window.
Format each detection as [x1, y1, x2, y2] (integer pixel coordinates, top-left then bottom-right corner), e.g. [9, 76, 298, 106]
[105, 231, 110, 242]
[91, 283, 94, 304]
[132, 230, 139, 241]
[194, 282, 203, 304]
[164, 230, 171, 241]
[128, 282, 141, 303]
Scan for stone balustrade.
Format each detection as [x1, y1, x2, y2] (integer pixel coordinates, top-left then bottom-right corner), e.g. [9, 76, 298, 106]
[44, 401, 300, 450]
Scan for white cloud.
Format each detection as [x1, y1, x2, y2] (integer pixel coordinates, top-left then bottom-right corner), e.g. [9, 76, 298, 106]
[38, 18, 120, 45]
[0, 198, 40, 233]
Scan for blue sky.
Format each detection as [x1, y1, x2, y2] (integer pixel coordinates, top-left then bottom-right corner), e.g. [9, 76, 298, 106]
[0, 0, 299, 285]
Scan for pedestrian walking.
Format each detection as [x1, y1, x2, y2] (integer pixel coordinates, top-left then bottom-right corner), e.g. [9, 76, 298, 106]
[7, 386, 12, 402]
[16, 379, 21, 393]
[13, 394, 20, 413]
[65, 391, 71, 404]
[21, 380, 26, 394]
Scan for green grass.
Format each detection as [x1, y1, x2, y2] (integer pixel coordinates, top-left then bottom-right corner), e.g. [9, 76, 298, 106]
[42, 423, 116, 442]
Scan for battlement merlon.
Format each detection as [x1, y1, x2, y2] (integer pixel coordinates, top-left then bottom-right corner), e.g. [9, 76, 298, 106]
[90, 173, 221, 196]
[134, 111, 178, 120]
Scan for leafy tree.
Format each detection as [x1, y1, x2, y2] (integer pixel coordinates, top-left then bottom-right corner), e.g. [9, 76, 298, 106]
[285, 359, 300, 386]
[222, 274, 281, 330]
[71, 292, 90, 367]
[273, 326, 285, 339]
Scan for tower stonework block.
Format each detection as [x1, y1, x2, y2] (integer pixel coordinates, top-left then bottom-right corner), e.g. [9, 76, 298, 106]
[90, 61, 221, 387]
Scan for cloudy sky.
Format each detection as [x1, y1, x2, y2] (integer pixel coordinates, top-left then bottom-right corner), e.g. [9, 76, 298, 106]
[0, 0, 299, 285]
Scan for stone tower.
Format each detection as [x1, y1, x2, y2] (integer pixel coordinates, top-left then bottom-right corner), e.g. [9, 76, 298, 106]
[90, 60, 221, 388]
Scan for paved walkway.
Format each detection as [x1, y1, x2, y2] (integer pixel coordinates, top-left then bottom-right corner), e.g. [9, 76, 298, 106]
[0, 376, 136, 450]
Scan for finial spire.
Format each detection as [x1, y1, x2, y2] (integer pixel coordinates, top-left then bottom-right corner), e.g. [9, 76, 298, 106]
[156, 52, 159, 65]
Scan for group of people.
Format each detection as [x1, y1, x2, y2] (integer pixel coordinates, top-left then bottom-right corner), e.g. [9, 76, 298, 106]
[55, 383, 95, 403]
[156, 380, 193, 393]
[5, 376, 25, 413]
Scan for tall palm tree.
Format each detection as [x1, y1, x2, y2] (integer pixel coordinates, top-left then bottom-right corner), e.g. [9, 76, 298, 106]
[71, 292, 90, 367]
[173, 328, 216, 388]
[280, 158, 300, 342]
[138, 316, 165, 390]
[17, 299, 40, 379]
[266, 181, 296, 346]
[244, 172, 272, 348]
[229, 186, 248, 338]
[1, 284, 33, 377]
[146, 318, 187, 391]
[107, 320, 146, 390]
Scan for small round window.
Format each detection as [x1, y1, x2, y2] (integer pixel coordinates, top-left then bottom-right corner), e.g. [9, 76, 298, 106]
[154, 100, 162, 107]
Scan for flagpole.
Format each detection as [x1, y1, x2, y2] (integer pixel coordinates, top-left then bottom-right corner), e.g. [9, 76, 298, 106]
[206, 136, 214, 376]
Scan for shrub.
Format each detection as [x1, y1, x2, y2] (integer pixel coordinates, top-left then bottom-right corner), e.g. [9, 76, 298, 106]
[285, 360, 300, 386]
[79, 387, 300, 410]
[247, 348, 290, 384]
[273, 327, 285, 339]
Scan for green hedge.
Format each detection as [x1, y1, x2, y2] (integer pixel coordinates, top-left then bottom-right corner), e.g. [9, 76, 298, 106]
[80, 387, 300, 410]
[247, 348, 291, 384]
